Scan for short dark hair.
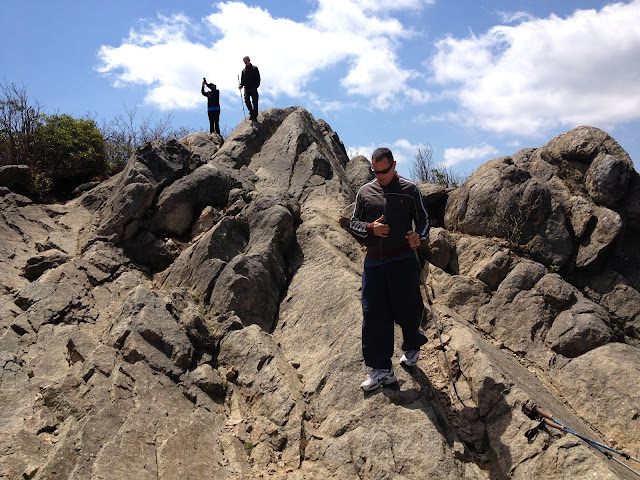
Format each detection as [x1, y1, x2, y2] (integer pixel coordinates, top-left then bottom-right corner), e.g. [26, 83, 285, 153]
[372, 147, 394, 166]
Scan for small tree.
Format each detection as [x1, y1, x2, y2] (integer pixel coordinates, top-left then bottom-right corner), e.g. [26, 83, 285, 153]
[32, 114, 107, 197]
[36, 114, 107, 181]
[430, 164, 467, 188]
[409, 143, 468, 188]
[410, 144, 434, 182]
[100, 105, 191, 175]
[0, 81, 44, 167]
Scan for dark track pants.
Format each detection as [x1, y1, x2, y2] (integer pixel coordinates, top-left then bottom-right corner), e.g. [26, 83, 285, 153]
[361, 254, 427, 370]
[244, 89, 259, 118]
[208, 110, 220, 135]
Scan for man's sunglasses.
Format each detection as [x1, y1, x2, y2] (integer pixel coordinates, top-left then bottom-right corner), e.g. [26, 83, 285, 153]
[371, 163, 394, 175]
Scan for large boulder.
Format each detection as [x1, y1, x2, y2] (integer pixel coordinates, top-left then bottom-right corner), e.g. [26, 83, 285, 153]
[445, 153, 572, 267]
[80, 139, 202, 248]
[154, 216, 250, 304]
[180, 131, 223, 160]
[108, 285, 194, 378]
[150, 162, 253, 237]
[553, 343, 640, 455]
[445, 126, 635, 276]
[0, 164, 30, 189]
[345, 154, 374, 194]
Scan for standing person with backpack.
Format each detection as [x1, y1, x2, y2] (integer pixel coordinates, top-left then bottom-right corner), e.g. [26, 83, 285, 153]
[350, 147, 430, 391]
[201, 79, 221, 135]
[238, 56, 260, 121]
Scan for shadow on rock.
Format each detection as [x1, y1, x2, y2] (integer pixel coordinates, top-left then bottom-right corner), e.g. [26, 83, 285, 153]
[376, 366, 456, 448]
[376, 367, 514, 479]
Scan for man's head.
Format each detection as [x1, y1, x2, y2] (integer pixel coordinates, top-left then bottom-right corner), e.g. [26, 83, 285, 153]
[207, 83, 216, 90]
[243, 56, 251, 66]
[371, 147, 396, 186]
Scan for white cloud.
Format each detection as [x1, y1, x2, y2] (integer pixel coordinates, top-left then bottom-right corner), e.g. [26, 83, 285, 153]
[497, 11, 534, 24]
[347, 144, 374, 160]
[96, 1, 430, 112]
[391, 138, 421, 164]
[341, 47, 424, 109]
[346, 138, 420, 164]
[443, 144, 499, 167]
[97, 15, 213, 110]
[353, 0, 435, 12]
[431, 0, 640, 136]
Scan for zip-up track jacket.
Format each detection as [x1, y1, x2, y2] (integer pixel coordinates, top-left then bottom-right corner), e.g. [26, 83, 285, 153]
[350, 175, 430, 259]
[240, 64, 260, 90]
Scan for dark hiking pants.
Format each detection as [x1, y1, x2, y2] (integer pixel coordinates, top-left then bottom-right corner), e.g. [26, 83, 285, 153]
[244, 88, 259, 118]
[208, 110, 220, 135]
[361, 253, 427, 370]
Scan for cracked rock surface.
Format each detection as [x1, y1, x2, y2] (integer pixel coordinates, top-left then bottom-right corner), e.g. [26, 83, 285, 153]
[1, 112, 638, 479]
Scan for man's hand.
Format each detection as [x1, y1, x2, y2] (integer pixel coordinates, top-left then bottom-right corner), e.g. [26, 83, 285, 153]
[372, 215, 390, 238]
[406, 231, 421, 249]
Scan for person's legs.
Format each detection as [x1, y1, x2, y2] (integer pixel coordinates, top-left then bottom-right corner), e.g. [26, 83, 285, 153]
[207, 111, 216, 134]
[250, 90, 259, 118]
[212, 110, 220, 135]
[388, 258, 428, 352]
[243, 90, 253, 117]
[362, 262, 394, 370]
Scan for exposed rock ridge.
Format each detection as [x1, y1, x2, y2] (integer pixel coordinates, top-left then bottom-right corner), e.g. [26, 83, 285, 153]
[0, 114, 638, 479]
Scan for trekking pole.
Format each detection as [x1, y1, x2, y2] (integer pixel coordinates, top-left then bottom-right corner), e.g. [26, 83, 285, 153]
[237, 75, 246, 120]
[414, 250, 459, 398]
[522, 403, 640, 477]
[532, 404, 640, 464]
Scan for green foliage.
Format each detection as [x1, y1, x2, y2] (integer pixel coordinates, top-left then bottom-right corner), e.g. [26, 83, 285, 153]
[243, 441, 254, 455]
[1, 82, 108, 200]
[35, 114, 107, 186]
[2, 83, 194, 201]
[104, 143, 131, 176]
[30, 172, 53, 198]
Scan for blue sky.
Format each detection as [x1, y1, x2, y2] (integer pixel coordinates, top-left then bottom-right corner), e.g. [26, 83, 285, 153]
[2, 0, 639, 179]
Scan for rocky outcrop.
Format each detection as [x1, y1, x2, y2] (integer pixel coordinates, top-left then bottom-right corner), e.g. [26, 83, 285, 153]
[1, 115, 638, 479]
[445, 127, 638, 279]
[0, 164, 30, 189]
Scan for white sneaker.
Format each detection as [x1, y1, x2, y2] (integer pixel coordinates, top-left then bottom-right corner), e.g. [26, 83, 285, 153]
[360, 368, 397, 391]
[400, 349, 420, 366]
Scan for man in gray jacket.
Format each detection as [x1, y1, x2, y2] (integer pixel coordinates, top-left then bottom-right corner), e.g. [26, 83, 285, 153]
[350, 147, 430, 390]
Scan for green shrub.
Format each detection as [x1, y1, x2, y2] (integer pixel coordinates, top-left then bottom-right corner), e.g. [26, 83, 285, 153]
[2, 82, 190, 201]
[243, 441, 254, 455]
[35, 114, 107, 190]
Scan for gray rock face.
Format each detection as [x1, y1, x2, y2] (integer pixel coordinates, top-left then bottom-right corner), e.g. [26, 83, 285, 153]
[345, 154, 374, 194]
[445, 126, 639, 281]
[150, 162, 254, 237]
[1, 115, 639, 479]
[0, 164, 30, 188]
[180, 131, 224, 161]
[22, 248, 70, 281]
[545, 299, 613, 357]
